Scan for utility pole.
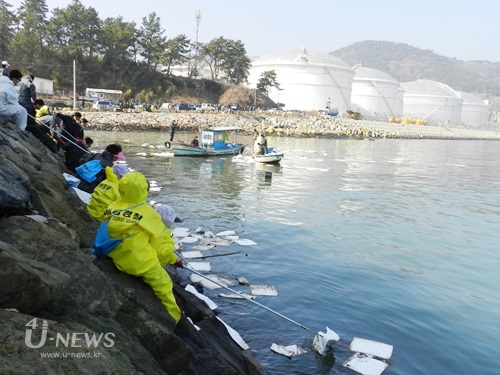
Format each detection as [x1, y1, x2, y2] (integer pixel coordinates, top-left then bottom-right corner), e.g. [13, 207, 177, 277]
[194, 9, 202, 77]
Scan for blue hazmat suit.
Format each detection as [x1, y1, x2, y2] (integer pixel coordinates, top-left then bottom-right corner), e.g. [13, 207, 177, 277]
[104, 172, 181, 322]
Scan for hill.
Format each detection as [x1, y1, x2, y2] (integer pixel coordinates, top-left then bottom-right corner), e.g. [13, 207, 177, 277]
[331, 41, 500, 117]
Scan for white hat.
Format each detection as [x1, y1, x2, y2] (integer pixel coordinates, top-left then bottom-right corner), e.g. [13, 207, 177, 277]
[153, 203, 183, 227]
[1, 61, 10, 67]
[112, 163, 129, 178]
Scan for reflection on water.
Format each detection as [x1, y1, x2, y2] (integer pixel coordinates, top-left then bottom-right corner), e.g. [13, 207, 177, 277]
[87, 132, 500, 375]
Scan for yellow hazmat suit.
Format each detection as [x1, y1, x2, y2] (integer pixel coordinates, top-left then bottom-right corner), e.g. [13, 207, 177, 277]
[87, 166, 120, 222]
[104, 172, 181, 322]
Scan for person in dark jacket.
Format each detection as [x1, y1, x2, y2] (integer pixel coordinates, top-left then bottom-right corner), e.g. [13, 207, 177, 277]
[169, 120, 178, 142]
[76, 144, 126, 193]
[57, 112, 84, 142]
[63, 137, 93, 173]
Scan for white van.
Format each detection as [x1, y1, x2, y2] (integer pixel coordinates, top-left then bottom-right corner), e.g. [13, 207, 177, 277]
[198, 103, 217, 111]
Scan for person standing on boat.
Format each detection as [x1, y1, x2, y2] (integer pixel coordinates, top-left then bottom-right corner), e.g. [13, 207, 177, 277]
[169, 120, 178, 141]
[260, 134, 268, 153]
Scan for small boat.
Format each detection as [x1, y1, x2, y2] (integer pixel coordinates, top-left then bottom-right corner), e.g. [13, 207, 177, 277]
[165, 126, 245, 156]
[254, 148, 284, 164]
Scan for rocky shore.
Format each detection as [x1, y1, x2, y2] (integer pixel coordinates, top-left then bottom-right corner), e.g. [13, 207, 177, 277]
[0, 117, 266, 375]
[80, 110, 500, 140]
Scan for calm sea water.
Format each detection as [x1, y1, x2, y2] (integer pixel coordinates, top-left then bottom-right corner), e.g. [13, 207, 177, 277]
[88, 130, 500, 375]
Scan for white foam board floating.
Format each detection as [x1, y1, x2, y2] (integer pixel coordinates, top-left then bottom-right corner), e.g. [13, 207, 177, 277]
[250, 285, 278, 296]
[234, 239, 257, 246]
[185, 284, 217, 310]
[189, 274, 234, 290]
[186, 261, 211, 272]
[216, 230, 236, 237]
[172, 227, 190, 237]
[218, 293, 255, 300]
[270, 343, 307, 358]
[343, 353, 388, 375]
[180, 236, 199, 244]
[350, 337, 393, 360]
[181, 251, 204, 259]
[192, 244, 216, 251]
[216, 317, 249, 350]
[313, 327, 340, 355]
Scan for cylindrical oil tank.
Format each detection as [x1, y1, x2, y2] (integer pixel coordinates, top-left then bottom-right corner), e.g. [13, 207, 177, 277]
[247, 48, 354, 113]
[457, 91, 489, 127]
[350, 66, 403, 117]
[402, 80, 462, 125]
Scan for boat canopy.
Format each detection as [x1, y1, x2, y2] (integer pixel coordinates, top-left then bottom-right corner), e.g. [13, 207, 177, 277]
[206, 126, 243, 132]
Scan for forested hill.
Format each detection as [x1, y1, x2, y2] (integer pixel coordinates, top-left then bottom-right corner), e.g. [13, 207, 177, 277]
[331, 41, 500, 98]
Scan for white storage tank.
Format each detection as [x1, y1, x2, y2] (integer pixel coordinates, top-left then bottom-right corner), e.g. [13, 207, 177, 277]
[247, 48, 354, 113]
[457, 91, 489, 127]
[402, 80, 462, 125]
[351, 66, 403, 117]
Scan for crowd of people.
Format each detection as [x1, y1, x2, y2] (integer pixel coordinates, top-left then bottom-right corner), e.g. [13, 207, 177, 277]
[1, 61, 184, 325]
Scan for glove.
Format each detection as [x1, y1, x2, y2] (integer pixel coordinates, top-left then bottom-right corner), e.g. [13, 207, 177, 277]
[174, 259, 183, 268]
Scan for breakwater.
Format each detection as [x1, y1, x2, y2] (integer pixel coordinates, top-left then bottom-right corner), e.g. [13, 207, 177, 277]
[80, 111, 500, 140]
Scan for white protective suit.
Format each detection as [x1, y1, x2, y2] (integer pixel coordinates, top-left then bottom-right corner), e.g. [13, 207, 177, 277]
[0, 75, 27, 130]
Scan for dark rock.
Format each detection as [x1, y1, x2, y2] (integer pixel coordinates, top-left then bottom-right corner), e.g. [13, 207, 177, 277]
[0, 118, 267, 375]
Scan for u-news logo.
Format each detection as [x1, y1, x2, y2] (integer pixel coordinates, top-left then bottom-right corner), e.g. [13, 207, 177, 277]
[25, 318, 115, 349]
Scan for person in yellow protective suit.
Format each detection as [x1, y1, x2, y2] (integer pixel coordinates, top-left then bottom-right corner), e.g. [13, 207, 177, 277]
[103, 171, 182, 323]
[87, 164, 130, 222]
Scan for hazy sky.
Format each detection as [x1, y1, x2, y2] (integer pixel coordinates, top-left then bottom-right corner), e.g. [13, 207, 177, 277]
[27, 0, 500, 62]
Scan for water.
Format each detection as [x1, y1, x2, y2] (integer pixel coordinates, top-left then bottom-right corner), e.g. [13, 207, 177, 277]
[88, 131, 500, 375]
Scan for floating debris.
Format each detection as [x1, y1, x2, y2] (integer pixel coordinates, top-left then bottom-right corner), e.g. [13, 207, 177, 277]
[135, 152, 147, 156]
[343, 353, 388, 375]
[218, 293, 255, 300]
[180, 236, 198, 244]
[234, 239, 257, 246]
[216, 230, 236, 237]
[235, 276, 250, 285]
[350, 337, 393, 360]
[190, 274, 234, 289]
[172, 227, 190, 237]
[250, 285, 278, 296]
[192, 244, 216, 251]
[313, 327, 340, 355]
[186, 262, 211, 272]
[270, 343, 307, 358]
[185, 284, 217, 310]
[203, 231, 216, 238]
[195, 227, 205, 234]
[181, 251, 204, 259]
[204, 238, 233, 247]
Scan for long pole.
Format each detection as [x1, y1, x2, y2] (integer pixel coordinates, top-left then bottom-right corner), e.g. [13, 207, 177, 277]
[176, 252, 312, 332]
[73, 60, 76, 110]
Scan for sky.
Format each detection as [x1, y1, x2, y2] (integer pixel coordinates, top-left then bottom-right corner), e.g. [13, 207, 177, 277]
[16, 0, 500, 62]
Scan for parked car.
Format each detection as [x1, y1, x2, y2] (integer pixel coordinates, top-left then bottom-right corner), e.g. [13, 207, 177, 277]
[173, 102, 189, 111]
[197, 103, 217, 111]
[92, 100, 113, 111]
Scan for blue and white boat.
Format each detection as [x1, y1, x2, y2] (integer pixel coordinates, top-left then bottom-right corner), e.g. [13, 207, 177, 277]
[165, 126, 245, 156]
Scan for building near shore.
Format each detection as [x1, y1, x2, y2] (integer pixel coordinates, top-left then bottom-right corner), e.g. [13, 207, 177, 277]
[247, 48, 354, 113]
[350, 66, 403, 118]
[456, 91, 489, 128]
[401, 80, 462, 125]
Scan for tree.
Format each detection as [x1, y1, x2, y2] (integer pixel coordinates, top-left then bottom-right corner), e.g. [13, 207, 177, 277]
[11, 0, 48, 67]
[101, 17, 137, 82]
[0, 0, 17, 58]
[257, 70, 281, 95]
[201, 37, 251, 83]
[161, 34, 191, 76]
[137, 12, 166, 72]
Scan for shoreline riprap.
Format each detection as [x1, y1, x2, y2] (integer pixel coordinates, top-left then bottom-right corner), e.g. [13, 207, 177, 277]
[79, 111, 500, 140]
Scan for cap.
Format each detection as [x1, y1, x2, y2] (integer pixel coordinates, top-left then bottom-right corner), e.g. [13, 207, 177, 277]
[154, 204, 183, 227]
[2, 61, 10, 67]
[114, 151, 126, 160]
[112, 163, 129, 178]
